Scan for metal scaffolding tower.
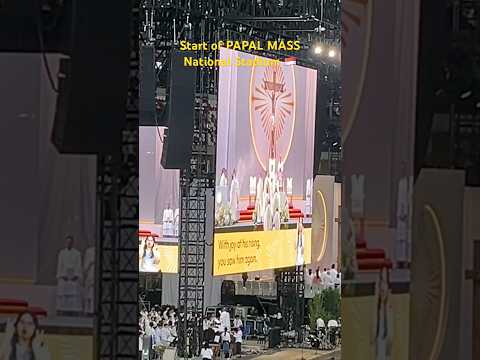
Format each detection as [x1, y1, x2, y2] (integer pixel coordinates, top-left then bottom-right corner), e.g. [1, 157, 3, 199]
[277, 266, 305, 342]
[176, 19, 218, 358]
[95, 2, 140, 359]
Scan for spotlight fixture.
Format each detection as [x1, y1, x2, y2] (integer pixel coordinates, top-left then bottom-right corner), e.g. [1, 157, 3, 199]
[328, 49, 336, 58]
[314, 45, 323, 55]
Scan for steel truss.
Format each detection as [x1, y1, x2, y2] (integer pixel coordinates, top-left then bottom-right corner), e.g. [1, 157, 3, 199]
[277, 266, 305, 342]
[95, 2, 140, 359]
[176, 17, 218, 359]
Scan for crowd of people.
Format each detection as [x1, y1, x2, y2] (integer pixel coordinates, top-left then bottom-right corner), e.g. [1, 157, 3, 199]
[202, 308, 244, 359]
[305, 264, 341, 297]
[139, 305, 178, 357]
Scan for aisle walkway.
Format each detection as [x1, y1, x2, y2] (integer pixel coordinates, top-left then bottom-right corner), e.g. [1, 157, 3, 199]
[248, 348, 340, 360]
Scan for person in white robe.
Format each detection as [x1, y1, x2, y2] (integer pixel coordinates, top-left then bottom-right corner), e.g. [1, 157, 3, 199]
[263, 199, 273, 231]
[304, 269, 315, 299]
[219, 308, 231, 332]
[254, 177, 264, 223]
[162, 205, 174, 237]
[218, 168, 229, 206]
[263, 176, 271, 201]
[320, 268, 329, 290]
[83, 246, 95, 315]
[286, 178, 293, 206]
[272, 190, 281, 214]
[220, 168, 228, 187]
[305, 178, 312, 216]
[273, 209, 281, 230]
[229, 170, 240, 222]
[329, 264, 338, 283]
[249, 176, 257, 206]
[295, 219, 305, 266]
[56, 236, 83, 315]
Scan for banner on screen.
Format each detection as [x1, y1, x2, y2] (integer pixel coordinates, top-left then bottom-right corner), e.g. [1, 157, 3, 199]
[213, 228, 311, 276]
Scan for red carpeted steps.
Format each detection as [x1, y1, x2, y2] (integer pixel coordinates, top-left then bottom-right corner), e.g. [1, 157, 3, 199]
[239, 204, 305, 221]
[355, 234, 392, 270]
[0, 299, 47, 317]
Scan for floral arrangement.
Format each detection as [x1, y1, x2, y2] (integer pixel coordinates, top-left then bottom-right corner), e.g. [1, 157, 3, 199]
[215, 203, 234, 227]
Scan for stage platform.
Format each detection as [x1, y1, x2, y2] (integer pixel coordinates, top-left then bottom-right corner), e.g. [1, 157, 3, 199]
[216, 218, 312, 233]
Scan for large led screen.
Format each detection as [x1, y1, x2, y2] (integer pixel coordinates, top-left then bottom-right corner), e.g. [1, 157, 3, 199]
[139, 126, 179, 273]
[213, 48, 317, 276]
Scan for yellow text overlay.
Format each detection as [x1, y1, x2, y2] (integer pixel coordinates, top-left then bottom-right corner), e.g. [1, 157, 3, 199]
[213, 228, 311, 276]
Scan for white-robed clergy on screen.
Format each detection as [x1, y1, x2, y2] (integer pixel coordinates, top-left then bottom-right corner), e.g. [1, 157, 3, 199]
[295, 218, 305, 266]
[229, 169, 240, 222]
[56, 236, 83, 314]
[162, 205, 174, 236]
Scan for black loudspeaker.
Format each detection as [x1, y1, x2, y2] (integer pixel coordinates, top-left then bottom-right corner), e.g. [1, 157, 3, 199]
[220, 280, 236, 304]
[51, 0, 132, 154]
[160, 49, 196, 169]
[140, 44, 158, 126]
[145, 289, 162, 305]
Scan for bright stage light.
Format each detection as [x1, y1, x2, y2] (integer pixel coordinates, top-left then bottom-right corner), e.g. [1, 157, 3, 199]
[314, 45, 323, 55]
[328, 49, 336, 58]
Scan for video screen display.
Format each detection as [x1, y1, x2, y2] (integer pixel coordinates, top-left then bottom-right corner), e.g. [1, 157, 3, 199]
[213, 47, 317, 276]
[139, 126, 179, 273]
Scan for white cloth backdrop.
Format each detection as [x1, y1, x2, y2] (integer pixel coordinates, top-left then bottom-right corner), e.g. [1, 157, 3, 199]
[0, 54, 96, 285]
[37, 54, 97, 285]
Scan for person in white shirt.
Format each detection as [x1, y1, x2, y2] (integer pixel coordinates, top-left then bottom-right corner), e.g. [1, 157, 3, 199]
[167, 321, 177, 343]
[233, 315, 243, 331]
[153, 323, 162, 346]
[233, 327, 243, 357]
[304, 269, 314, 299]
[56, 236, 83, 315]
[221, 328, 231, 358]
[320, 268, 329, 288]
[157, 322, 172, 344]
[220, 308, 231, 332]
[330, 264, 338, 282]
[200, 342, 214, 360]
[316, 317, 326, 338]
[334, 273, 341, 288]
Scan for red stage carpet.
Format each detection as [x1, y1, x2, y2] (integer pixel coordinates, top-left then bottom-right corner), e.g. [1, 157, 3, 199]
[239, 205, 304, 222]
[356, 239, 392, 271]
